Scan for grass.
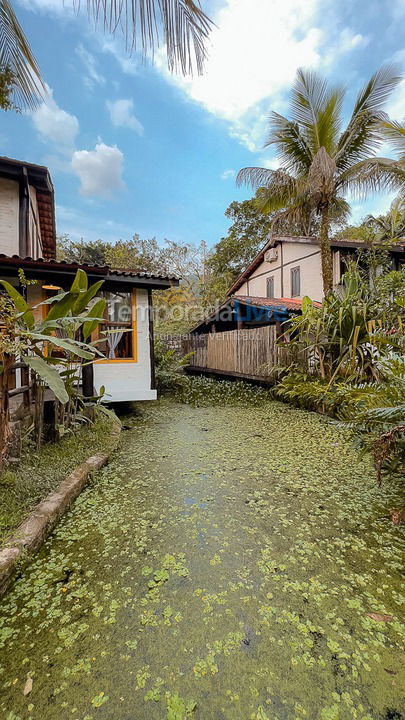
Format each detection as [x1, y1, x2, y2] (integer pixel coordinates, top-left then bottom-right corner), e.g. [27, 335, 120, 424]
[0, 414, 118, 546]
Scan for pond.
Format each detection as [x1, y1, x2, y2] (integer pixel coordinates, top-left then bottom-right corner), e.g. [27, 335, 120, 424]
[0, 400, 404, 719]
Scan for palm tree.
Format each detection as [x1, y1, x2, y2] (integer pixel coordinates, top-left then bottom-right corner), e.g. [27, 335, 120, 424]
[364, 195, 405, 242]
[237, 67, 405, 295]
[0, 0, 212, 109]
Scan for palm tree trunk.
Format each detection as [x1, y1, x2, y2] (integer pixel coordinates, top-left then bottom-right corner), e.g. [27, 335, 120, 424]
[319, 205, 334, 296]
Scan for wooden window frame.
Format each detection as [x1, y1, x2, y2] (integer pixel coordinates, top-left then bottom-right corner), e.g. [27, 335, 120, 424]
[94, 289, 138, 364]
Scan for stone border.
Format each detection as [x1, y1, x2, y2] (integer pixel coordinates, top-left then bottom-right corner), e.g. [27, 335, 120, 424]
[0, 423, 121, 596]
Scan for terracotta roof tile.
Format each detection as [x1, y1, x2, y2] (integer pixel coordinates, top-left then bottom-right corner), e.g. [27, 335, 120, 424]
[233, 295, 322, 310]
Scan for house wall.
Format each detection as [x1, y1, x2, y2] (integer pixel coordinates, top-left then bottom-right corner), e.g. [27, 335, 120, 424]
[0, 179, 44, 259]
[0, 179, 19, 255]
[93, 288, 156, 402]
[235, 241, 342, 303]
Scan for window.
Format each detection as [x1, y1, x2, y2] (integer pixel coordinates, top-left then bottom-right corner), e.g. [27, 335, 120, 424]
[266, 276, 274, 298]
[97, 291, 135, 360]
[291, 266, 300, 297]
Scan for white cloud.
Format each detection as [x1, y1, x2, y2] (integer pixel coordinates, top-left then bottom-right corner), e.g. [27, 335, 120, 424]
[155, 1, 378, 153]
[76, 44, 105, 89]
[336, 28, 368, 53]
[100, 39, 139, 76]
[31, 86, 79, 154]
[17, 0, 75, 14]
[220, 169, 235, 180]
[106, 98, 144, 134]
[155, 0, 323, 150]
[71, 142, 125, 197]
[161, 0, 321, 121]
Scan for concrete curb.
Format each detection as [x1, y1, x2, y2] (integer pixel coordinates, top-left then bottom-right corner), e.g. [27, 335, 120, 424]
[0, 422, 121, 596]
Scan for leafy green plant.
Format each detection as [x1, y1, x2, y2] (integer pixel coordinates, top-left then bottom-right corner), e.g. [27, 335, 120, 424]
[0, 269, 106, 464]
[154, 340, 192, 393]
[281, 262, 404, 384]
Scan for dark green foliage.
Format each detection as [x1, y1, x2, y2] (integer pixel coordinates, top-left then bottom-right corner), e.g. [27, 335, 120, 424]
[0, 65, 18, 111]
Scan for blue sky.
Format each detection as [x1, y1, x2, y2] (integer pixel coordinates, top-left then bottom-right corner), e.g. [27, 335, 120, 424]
[2, 0, 404, 249]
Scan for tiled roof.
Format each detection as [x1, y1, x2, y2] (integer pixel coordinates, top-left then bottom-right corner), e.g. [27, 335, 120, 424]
[0, 254, 179, 282]
[233, 295, 322, 310]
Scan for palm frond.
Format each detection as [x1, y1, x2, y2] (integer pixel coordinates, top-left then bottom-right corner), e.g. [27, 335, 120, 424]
[338, 157, 405, 199]
[81, 0, 213, 75]
[237, 167, 303, 217]
[0, 0, 44, 109]
[266, 112, 313, 173]
[379, 119, 405, 163]
[266, 198, 316, 236]
[336, 65, 402, 170]
[290, 67, 344, 154]
[351, 64, 402, 116]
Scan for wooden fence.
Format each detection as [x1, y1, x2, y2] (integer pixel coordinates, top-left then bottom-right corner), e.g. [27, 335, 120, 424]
[182, 327, 293, 380]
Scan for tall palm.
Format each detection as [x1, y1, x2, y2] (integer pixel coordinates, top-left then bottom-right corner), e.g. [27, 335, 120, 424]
[1, 0, 212, 109]
[237, 67, 405, 295]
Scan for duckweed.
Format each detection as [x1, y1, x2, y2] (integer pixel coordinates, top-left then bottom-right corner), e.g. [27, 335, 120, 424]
[0, 399, 404, 719]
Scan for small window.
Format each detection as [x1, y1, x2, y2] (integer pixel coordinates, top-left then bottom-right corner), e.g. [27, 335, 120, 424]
[266, 276, 274, 298]
[98, 291, 134, 359]
[291, 266, 300, 297]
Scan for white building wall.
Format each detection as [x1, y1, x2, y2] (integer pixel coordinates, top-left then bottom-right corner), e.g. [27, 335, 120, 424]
[0, 179, 19, 256]
[93, 288, 156, 402]
[234, 241, 326, 303]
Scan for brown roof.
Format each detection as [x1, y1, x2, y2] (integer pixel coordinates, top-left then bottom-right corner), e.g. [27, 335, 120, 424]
[227, 235, 405, 296]
[234, 295, 322, 310]
[0, 156, 56, 260]
[0, 254, 179, 289]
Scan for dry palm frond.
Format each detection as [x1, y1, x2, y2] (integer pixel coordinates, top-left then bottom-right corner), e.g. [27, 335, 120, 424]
[80, 0, 213, 75]
[0, 0, 44, 109]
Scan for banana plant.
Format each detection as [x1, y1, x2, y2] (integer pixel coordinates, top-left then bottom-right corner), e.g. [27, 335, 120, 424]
[0, 269, 107, 461]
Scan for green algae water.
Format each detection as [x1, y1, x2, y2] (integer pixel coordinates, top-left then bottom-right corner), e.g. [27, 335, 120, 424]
[0, 400, 404, 720]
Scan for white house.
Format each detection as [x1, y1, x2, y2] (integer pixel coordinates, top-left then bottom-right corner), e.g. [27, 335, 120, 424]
[0, 156, 179, 402]
[228, 234, 404, 303]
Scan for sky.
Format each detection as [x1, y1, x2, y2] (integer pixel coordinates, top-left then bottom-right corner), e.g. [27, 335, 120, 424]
[2, 0, 405, 250]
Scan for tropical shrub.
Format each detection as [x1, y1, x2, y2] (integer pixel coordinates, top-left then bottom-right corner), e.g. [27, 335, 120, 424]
[0, 269, 107, 466]
[283, 262, 404, 383]
[154, 340, 191, 393]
